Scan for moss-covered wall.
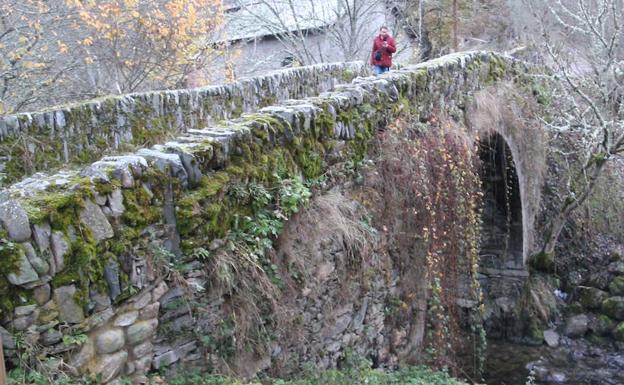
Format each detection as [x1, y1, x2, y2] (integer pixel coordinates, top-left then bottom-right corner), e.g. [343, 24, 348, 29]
[0, 62, 366, 186]
[0, 51, 540, 384]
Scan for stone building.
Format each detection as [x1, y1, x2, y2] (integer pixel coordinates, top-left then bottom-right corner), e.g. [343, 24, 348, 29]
[204, 0, 414, 83]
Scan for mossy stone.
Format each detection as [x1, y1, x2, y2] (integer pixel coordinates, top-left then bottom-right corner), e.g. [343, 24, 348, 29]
[613, 322, 624, 341]
[609, 276, 624, 296]
[579, 286, 609, 310]
[601, 297, 624, 320]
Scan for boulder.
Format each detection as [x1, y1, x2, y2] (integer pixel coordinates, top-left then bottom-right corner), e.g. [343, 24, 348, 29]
[601, 297, 624, 320]
[543, 329, 559, 347]
[578, 286, 609, 310]
[613, 322, 624, 341]
[608, 261, 624, 275]
[589, 314, 616, 336]
[564, 314, 589, 338]
[609, 276, 624, 296]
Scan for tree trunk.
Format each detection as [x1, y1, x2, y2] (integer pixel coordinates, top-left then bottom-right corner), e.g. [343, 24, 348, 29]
[452, 0, 459, 51]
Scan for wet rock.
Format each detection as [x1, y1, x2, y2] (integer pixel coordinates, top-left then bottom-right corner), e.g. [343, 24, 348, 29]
[79, 200, 114, 241]
[601, 297, 624, 320]
[95, 328, 125, 354]
[564, 314, 589, 337]
[543, 329, 560, 347]
[54, 285, 85, 324]
[609, 276, 624, 296]
[0, 199, 32, 242]
[579, 286, 609, 310]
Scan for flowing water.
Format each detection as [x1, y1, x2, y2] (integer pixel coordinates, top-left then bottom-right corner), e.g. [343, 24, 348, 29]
[483, 338, 624, 385]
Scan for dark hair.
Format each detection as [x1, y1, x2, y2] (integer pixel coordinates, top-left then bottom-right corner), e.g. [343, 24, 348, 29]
[380, 26, 388, 31]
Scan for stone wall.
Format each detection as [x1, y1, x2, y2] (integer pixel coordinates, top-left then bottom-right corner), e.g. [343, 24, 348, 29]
[0, 51, 540, 384]
[0, 61, 366, 185]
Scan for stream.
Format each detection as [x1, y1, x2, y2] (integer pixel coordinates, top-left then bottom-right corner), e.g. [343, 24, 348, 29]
[483, 338, 624, 385]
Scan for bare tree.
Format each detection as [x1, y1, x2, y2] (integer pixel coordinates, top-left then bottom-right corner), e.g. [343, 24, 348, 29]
[229, 0, 385, 65]
[526, 0, 624, 256]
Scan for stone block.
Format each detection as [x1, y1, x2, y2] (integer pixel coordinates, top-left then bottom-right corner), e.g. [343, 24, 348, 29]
[79, 200, 114, 242]
[95, 328, 125, 354]
[33, 283, 51, 305]
[7, 248, 39, 286]
[0, 199, 32, 242]
[90, 350, 128, 383]
[53, 285, 85, 324]
[126, 319, 158, 345]
[50, 231, 69, 272]
[32, 222, 51, 251]
[114, 310, 139, 327]
[140, 303, 159, 320]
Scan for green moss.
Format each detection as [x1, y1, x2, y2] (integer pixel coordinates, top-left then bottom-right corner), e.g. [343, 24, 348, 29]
[0, 234, 29, 316]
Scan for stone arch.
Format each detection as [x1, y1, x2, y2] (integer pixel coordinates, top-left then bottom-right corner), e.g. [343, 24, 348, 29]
[466, 83, 546, 265]
[478, 133, 523, 269]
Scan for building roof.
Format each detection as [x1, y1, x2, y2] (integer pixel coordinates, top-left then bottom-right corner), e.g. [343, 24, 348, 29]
[217, 0, 342, 42]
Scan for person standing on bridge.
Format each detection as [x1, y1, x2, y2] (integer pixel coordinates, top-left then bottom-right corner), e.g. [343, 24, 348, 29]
[370, 26, 396, 75]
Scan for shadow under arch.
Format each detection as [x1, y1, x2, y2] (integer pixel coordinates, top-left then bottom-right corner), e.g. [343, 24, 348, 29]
[478, 132, 523, 271]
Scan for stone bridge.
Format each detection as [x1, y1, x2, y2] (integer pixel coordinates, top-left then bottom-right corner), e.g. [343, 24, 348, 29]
[0, 51, 544, 383]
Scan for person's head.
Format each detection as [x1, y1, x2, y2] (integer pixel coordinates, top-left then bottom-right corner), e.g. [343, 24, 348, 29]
[379, 26, 389, 38]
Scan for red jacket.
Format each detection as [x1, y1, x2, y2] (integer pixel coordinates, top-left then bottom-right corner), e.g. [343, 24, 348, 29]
[370, 35, 396, 67]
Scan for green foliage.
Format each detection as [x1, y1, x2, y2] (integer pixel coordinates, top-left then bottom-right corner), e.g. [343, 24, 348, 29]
[160, 361, 471, 385]
[62, 333, 88, 347]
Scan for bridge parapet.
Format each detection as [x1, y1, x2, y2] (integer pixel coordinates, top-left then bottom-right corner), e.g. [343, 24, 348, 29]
[0, 61, 366, 185]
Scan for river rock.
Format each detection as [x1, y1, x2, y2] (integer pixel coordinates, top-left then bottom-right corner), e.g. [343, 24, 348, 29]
[54, 285, 85, 324]
[609, 261, 624, 275]
[79, 200, 114, 241]
[95, 328, 125, 354]
[613, 322, 624, 341]
[543, 329, 559, 347]
[609, 276, 624, 296]
[579, 286, 609, 310]
[0, 199, 32, 242]
[601, 297, 624, 320]
[564, 314, 589, 337]
[589, 314, 616, 336]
